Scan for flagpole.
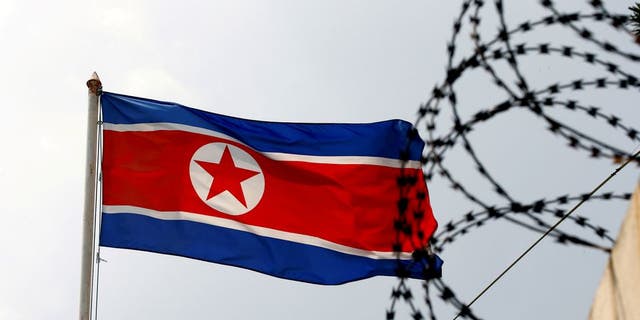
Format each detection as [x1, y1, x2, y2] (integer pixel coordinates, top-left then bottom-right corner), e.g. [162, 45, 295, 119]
[80, 72, 101, 320]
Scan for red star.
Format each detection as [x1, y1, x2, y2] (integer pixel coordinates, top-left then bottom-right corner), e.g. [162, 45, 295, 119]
[195, 146, 261, 207]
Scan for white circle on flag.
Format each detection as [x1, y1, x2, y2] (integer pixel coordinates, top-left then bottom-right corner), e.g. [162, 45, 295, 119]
[189, 142, 265, 215]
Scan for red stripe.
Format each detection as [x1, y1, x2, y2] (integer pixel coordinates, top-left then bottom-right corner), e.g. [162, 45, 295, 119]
[103, 130, 436, 252]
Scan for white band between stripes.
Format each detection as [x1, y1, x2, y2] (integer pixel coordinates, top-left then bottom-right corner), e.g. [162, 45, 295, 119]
[102, 205, 413, 260]
[103, 122, 422, 169]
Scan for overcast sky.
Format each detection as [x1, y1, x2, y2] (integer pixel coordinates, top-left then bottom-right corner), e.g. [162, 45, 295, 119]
[0, 1, 639, 319]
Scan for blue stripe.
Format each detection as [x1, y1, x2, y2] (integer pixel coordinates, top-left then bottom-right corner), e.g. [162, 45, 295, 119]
[101, 92, 424, 160]
[99, 213, 441, 285]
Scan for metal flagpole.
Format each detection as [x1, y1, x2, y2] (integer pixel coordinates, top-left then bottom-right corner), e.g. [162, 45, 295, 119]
[80, 72, 102, 320]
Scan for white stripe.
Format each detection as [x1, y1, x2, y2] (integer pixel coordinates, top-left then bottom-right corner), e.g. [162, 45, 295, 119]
[102, 205, 413, 260]
[103, 122, 422, 169]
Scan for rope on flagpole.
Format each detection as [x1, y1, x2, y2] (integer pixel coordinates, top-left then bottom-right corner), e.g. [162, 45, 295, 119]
[93, 88, 104, 320]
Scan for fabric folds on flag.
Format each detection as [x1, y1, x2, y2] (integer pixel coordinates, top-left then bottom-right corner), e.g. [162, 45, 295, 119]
[99, 92, 440, 285]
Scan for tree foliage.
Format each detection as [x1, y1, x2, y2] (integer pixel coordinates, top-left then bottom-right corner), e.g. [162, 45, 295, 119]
[631, 3, 640, 36]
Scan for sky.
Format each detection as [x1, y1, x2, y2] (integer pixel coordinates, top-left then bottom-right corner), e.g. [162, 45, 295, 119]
[0, 0, 638, 319]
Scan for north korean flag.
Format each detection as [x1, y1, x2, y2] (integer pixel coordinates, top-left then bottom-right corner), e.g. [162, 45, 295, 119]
[99, 92, 440, 285]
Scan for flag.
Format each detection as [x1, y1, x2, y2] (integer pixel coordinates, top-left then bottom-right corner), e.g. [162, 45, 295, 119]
[589, 184, 640, 319]
[99, 92, 440, 285]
